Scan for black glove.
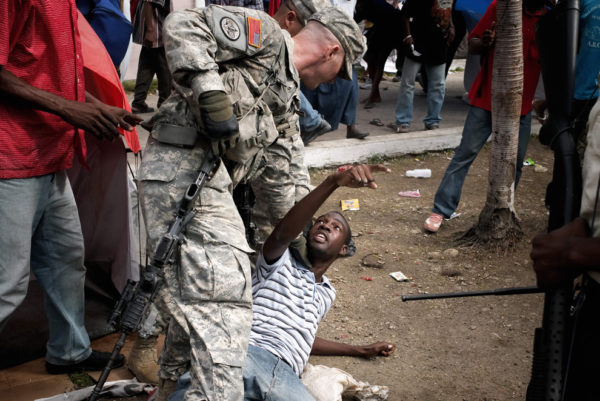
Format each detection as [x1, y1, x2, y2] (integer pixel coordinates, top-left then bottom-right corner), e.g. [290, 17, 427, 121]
[198, 91, 239, 140]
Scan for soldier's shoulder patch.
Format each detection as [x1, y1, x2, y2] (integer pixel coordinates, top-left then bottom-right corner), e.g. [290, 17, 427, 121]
[220, 16, 241, 41]
[211, 7, 247, 52]
[247, 17, 261, 48]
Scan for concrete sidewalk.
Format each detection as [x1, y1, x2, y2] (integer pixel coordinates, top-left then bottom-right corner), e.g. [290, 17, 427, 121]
[130, 64, 540, 168]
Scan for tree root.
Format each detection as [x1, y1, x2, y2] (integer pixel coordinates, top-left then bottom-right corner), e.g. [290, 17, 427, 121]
[458, 208, 523, 252]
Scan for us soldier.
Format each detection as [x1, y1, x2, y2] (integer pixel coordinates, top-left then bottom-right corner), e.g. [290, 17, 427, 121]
[251, 0, 342, 247]
[126, 0, 337, 384]
[137, 5, 365, 401]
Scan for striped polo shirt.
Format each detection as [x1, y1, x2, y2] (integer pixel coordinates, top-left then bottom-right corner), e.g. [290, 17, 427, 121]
[248, 247, 336, 376]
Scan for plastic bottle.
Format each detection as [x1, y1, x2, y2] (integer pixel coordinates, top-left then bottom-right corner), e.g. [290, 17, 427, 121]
[405, 169, 431, 178]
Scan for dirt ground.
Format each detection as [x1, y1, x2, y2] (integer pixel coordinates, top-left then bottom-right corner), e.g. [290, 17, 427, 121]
[103, 136, 554, 401]
[304, 138, 553, 401]
[107, 69, 555, 401]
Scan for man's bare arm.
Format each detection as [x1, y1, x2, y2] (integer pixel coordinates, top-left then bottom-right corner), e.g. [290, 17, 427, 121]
[0, 67, 141, 139]
[311, 337, 395, 358]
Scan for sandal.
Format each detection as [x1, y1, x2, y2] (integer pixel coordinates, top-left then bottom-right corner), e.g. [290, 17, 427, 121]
[369, 118, 384, 127]
[387, 123, 410, 133]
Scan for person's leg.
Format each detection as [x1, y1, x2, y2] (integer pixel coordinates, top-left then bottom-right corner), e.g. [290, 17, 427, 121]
[423, 63, 447, 128]
[183, 302, 252, 401]
[155, 46, 173, 109]
[0, 176, 46, 331]
[299, 91, 322, 131]
[30, 171, 91, 365]
[243, 345, 316, 401]
[251, 136, 296, 244]
[132, 46, 156, 111]
[299, 91, 330, 145]
[343, 67, 369, 139]
[432, 107, 492, 218]
[393, 57, 421, 127]
[157, 318, 190, 401]
[515, 112, 532, 187]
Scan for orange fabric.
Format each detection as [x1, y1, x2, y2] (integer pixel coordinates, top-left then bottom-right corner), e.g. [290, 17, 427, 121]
[77, 11, 141, 153]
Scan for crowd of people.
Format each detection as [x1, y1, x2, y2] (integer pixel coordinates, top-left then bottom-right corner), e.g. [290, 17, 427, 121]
[1, 0, 599, 400]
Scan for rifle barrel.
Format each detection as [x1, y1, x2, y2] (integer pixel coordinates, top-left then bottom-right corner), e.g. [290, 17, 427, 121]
[401, 286, 543, 302]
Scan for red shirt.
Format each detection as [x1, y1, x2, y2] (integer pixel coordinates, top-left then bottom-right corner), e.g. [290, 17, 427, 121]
[467, 0, 542, 116]
[0, 0, 86, 179]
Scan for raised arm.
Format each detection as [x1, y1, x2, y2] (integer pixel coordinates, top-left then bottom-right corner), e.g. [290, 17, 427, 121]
[263, 164, 391, 263]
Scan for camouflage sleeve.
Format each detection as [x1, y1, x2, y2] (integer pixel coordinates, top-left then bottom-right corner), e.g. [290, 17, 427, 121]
[163, 6, 276, 101]
[163, 8, 226, 95]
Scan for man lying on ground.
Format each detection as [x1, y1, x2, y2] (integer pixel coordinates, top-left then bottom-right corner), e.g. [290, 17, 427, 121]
[170, 164, 396, 401]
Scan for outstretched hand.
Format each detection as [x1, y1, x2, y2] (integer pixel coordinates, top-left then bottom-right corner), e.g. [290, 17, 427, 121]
[359, 341, 396, 358]
[62, 101, 143, 141]
[333, 164, 391, 189]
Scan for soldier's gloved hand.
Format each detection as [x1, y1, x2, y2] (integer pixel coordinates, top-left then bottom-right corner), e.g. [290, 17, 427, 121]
[211, 136, 240, 157]
[198, 91, 239, 140]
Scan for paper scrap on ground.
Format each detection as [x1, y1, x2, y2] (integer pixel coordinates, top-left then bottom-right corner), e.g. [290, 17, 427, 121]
[398, 189, 421, 198]
[341, 199, 360, 211]
[389, 271, 410, 282]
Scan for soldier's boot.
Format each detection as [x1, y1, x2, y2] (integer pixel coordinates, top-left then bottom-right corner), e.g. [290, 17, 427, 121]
[127, 335, 160, 384]
[156, 378, 178, 401]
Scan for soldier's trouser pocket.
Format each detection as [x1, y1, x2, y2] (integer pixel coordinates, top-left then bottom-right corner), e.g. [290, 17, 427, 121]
[178, 241, 251, 304]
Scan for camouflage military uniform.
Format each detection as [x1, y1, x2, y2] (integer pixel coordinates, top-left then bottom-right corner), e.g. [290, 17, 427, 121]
[251, 129, 313, 244]
[138, 6, 299, 400]
[250, 0, 335, 245]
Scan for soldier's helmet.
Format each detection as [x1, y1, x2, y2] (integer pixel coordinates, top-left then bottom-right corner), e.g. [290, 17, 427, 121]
[286, 0, 331, 20]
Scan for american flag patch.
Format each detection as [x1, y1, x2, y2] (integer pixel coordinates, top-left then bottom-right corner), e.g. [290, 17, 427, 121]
[247, 17, 261, 48]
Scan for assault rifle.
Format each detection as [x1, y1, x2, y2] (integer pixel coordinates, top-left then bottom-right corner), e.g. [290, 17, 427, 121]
[88, 152, 218, 401]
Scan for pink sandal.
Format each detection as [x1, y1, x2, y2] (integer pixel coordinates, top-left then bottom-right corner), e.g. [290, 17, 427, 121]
[424, 212, 444, 233]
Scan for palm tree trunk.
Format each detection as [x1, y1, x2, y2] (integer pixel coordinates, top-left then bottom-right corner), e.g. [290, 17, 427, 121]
[472, 0, 524, 246]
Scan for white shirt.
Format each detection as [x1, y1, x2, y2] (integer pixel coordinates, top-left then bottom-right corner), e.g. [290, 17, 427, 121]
[248, 248, 336, 375]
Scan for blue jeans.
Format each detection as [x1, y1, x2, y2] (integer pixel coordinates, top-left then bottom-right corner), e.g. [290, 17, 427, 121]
[394, 58, 446, 127]
[302, 66, 358, 131]
[0, 171, 91, 364]
[432, 106, 532, 218]
[299, 91, 322, 131]
[243, 345, 315, 401]
[167, 345, 316, 401]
